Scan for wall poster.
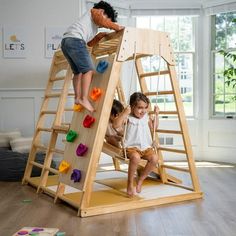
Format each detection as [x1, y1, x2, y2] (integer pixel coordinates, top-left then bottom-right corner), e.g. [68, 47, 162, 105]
[45, 27, 65, 58]
[3, 26, 28, 58]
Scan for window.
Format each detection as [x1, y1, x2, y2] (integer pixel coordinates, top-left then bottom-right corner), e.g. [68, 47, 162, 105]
[211, 12, 236, 118]
[136, 16, 196, 117]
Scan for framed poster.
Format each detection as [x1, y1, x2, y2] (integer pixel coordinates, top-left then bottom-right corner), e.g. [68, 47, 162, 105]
[45, 27, 65, 58]
[3, 26, 28, 58]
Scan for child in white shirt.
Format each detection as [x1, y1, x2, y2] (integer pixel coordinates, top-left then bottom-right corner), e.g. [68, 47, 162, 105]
[61, 1, 124, 112]
[113, 92, 159, 197]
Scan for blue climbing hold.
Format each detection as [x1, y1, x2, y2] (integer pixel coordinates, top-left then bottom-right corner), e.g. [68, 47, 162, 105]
[96, 60, 109, 73]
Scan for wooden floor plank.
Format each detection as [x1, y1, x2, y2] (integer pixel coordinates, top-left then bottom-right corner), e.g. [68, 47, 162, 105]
[0, 162, 236, 236]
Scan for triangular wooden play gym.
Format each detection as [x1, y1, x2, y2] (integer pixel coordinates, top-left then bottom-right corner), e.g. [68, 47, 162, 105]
[23, 27, 203, 217]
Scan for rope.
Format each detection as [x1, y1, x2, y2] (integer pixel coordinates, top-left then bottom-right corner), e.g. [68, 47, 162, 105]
[123, 42, 137, 160]
[152, 43, 161, 148]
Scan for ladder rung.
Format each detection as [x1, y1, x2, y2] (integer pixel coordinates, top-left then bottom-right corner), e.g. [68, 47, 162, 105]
[61, 122, 70, 126]
[158, 147, 186, 154]
[51, 148, 64, 155]
[64, 108, 74, 111]
[41, 110, 57, 115]
[30, 161, 44, 169]
[55, 49, 64, 57]
[44, 166, 59, 174]
[45, 93, 61, 98]
[162, 164, 189, 172]
[55, 59, 67, 65]
[156, 129, 182, 134]
[37, 127, 53, 132]
[145, 91, 174, 96]
[149, 111, 178, 115]
[140, 70, 169, 78]
[34, 144, 47, 152]
[53, 125, 69, 133]
[68, 93, 75, 96]
[166, 182, 194, 191]
[51, 76, 65, 82]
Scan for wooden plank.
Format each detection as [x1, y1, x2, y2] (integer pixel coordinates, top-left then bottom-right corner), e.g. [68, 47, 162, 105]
[144, 91, 174, 96]
[37, 127, 53, 132]
[34, 144, 47, 152]
[41, 110, 57, 115]
[140, 70, 170, 78]
[162, 164, 189, 172]
[80, 192, 203, 217]
[158, 147, 186, 154]
[29, 161, 43, 169]
[50, 76, 65, 81]
[53, 125, 69, 133]
[117, 27, 175, 65]
[156, 129, 182, 134]
[45, 93, 61, 98]
[149, 111, 178, 115]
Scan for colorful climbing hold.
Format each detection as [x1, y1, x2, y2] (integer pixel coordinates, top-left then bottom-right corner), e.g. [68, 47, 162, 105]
[83, 115, 95, 128]
[90, 87, 102, 101]
[22, 199, 32, 203]
[96, 60, 109, 73]
[71, 169, 81, 183]
[73, 104, 83, 112]
[59, 160, 70, 174]
[66, 130, 78, 142]
[76, 143, 88, 156]
[17, 231, 28, 235]
[32, 228, 44, 232]
[56, 232, 66, 236]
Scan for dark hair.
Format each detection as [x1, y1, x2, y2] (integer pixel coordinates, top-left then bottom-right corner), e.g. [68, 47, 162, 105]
[129, 92, 150, 107]
[111, 99, 124, 116]
[93, 1, 118, 22]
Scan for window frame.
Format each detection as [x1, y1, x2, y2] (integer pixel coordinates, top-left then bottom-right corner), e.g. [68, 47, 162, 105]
[210, 12, 236, 119]
[135, 15, 197, 118]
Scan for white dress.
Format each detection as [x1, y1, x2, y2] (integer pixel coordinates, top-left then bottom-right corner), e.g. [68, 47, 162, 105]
[124, 113, 152, 151]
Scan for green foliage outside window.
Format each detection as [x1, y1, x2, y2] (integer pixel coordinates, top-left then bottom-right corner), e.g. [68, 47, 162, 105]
[212, 12, 236, 116]
[219, 18, 236, 97]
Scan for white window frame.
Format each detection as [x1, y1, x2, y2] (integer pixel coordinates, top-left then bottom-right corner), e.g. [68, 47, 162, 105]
[210, 12, 236, 119]
[135, 15, 197, 118]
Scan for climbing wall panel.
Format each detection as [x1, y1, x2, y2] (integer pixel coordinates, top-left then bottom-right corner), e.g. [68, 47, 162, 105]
[59, 54, 121, 191]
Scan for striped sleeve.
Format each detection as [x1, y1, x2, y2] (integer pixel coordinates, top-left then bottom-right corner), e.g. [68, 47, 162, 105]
[91, 9, 121, 31]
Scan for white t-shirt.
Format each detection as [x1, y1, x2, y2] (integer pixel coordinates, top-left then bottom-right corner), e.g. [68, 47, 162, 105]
[124, 113, 153, 151]
[63, 10, 98, 43]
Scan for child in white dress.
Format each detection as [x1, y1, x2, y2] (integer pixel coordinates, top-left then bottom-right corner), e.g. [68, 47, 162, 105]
[113, 92, 159, 197]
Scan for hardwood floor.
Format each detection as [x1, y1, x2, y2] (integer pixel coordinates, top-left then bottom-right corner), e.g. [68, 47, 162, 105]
[0, 162, 236, 236]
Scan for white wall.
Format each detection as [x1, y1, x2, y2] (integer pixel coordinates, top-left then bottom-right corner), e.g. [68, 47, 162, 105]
[0, 0, 236, 163]
[0, 0, 80, 89]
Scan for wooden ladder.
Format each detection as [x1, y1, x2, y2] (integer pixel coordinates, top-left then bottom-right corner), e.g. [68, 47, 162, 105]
[135, 55, 201, 192]
[22, 50, 73, 192]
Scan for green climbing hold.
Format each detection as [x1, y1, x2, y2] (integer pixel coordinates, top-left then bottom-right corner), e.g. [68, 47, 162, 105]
[66, 130, 78, 142]
[56, 232, 66, 236]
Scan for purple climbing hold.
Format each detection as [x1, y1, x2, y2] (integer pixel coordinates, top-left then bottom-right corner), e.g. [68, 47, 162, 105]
[71, 169, 82, 182]
[32, 228, 44, 232]
[76, 143, 88, 156]
[17, 231, 28, 235]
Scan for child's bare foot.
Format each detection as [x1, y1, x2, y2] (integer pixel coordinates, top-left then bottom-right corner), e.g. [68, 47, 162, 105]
[76, 98, 95, 113]
[136, 179, 143, 193]
[127, 185, 135, 197]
